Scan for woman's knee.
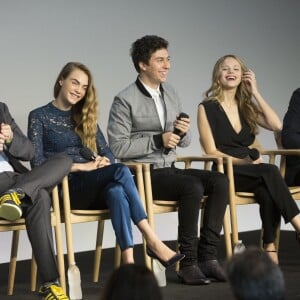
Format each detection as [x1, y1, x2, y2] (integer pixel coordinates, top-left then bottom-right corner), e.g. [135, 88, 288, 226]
[259, 164, 280, 177]
[105, 184, 128, 207]
[114, 163, 132, 177]
[212, 172, 229, 191]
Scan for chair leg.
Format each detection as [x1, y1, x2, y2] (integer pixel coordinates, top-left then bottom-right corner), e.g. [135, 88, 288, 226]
[7, 230, 20, 295]
[143, 237, 152, 269]
[30, 254, 37, 292]
[274, 225, 281, 251]
[175, 235, 180, 272]
[114, 243, 121, 268]
[51, 185, 66, 292]
[223, 207, 233, 258]
[54, 226, 66, 292]
[93, 220, 105, 282]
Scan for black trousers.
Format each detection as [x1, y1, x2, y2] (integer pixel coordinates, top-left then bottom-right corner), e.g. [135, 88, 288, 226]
[151, 166, 228, 264]
[0, 153, 72, 284]
[232, 163, 300, 243]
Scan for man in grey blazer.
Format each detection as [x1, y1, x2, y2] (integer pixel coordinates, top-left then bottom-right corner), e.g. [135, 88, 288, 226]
[0, 102, 72, 300]
[108, 35, 229, 285]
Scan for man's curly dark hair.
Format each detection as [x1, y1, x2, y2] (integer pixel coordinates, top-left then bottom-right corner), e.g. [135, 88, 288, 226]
[130, 35, 169, 72]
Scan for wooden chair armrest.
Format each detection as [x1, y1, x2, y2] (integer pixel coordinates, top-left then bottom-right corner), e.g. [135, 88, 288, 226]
[261, 149, 300, 156]
[123, 161, 143, 172]
[176, 155, 224, 172]
[263, 149, 300, 156]
[176, 155, 223, 163]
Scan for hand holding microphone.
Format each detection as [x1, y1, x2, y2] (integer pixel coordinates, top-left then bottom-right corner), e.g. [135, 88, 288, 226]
[164, 112, 189, 154]
[0, 123, 13, 151]
[79, 147, 97, 161]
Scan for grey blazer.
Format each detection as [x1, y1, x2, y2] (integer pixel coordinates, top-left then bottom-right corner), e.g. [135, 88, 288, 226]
[108, 78, 191, 169]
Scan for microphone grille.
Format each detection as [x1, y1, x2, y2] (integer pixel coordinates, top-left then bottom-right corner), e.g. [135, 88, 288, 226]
[79, 147, 94, 161]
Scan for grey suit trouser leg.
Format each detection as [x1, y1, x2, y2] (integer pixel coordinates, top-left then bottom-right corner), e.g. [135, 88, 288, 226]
[0, 153, 72, 284]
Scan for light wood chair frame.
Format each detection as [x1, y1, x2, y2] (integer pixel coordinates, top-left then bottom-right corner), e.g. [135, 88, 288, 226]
[0, 184, 66, 295]
[143, 155, 233, 271]
[60, 162, 150, 284]
[223, 137, 297, 251]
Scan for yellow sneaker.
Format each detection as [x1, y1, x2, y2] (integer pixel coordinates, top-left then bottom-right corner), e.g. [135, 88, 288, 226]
[0, 189, 23, 221]
[39, 283, 69, 300]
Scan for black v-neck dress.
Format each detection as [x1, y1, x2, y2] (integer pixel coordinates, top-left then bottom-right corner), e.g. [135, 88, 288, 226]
[201, 100, 299, 243]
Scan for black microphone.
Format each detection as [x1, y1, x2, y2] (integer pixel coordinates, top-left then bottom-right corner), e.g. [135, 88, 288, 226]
[164, 112, 189, 155]
[79, 147, 97, 161]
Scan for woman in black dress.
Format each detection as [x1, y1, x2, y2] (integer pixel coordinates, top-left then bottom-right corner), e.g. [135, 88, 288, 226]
[197, 54, 300, 264]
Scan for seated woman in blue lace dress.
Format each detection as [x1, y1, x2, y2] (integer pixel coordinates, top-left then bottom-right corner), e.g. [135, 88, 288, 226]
[197, 54, 300, 264]
[28, 61, 184, 266]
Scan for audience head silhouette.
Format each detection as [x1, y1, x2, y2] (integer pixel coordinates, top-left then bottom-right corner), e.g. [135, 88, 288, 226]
[226, 247, 285, 300]
[101, 264, 163, 300]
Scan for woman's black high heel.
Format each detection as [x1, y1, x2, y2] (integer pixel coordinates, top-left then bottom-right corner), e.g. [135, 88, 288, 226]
[146, 247, 185, 268]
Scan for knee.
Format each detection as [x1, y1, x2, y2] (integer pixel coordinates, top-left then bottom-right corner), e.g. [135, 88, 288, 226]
[106, 184, 127, 206]
[26, 190, 51, 215]
[213, 172, 229, 190]
[54, 153, 72, 171]
[259, 164, 280, 177]
[183, 177, 204, 199]
[114, 163, 133, 180]
[48, 153, 72, 176]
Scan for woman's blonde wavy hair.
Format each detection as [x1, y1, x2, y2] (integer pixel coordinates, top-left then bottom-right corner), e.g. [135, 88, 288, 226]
[54, 62, 98, 152]
[204, 54, 261, 134]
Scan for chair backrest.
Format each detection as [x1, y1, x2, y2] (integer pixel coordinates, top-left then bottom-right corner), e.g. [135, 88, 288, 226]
[224, 134, 288, 251]
[60, 162, 149, 283]
[143, 156, 232, 258]
[0, 184, 66, 295]
[60, 176, 118, 284]
[0, 218, 26, 295]
[273, 131, 300, 198]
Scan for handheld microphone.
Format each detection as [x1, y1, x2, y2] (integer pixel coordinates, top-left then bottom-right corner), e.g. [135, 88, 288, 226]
[79, 147, 97, 161]
[164, 112, 189, 155]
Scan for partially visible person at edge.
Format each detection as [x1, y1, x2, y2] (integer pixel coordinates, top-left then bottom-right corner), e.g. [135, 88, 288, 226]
[198, 54, 300, 265]
[0, 102, 72, 300]
[226, 247, 285, 300]
[101, 264, 163, 300]
[27, 62, 184, 271]
[107, 35, 229, 285]
[281, 88, 300, 186]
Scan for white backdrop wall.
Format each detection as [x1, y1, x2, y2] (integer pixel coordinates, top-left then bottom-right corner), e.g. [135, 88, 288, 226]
[1, 0, 300, 263]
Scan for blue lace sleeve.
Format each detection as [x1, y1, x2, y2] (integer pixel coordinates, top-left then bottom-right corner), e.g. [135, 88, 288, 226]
[96, 125, 115, 163]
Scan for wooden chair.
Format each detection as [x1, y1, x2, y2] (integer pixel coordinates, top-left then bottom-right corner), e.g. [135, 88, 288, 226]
[60, 162, 150, 285]
[143, 155, 232, 272]
[274, 131, 300, 200]
[0, 184, 66, 295]
[223, 137, 292, 251]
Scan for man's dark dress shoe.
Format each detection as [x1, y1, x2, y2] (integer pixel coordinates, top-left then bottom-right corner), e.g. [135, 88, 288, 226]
[296, 232, 300, 244]
[177, 264, 211, 285]
[146, 247, 185, 268]
[199, 260, 227, 282]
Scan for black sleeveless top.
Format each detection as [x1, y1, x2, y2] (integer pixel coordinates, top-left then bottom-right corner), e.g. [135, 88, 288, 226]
[200, 100, 255, 159]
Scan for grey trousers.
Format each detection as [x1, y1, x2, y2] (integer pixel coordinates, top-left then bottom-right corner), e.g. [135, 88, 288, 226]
[0, 153, 72, 284]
